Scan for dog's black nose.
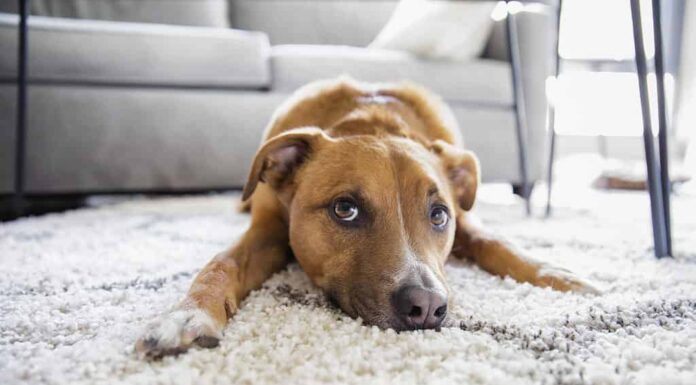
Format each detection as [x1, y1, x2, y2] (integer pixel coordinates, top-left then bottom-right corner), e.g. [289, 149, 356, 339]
[392, 286, 447, 329]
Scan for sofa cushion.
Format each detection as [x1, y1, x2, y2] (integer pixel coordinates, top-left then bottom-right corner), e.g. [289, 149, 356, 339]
[0, 0, 229, 28]
[0, 14, 270, 88]
[229, 0, 398, 46]
[271, 45, 513, 106]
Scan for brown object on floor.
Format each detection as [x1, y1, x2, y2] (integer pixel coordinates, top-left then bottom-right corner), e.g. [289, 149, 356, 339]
[594, 165, 691, 191]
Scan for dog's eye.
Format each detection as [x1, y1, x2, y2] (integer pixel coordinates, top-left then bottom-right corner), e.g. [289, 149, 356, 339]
[430, 206, 449, 229]
[333, 199, 359, 221]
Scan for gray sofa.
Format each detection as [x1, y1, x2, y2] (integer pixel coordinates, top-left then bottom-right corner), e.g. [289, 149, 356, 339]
[0, 0, 555, 195]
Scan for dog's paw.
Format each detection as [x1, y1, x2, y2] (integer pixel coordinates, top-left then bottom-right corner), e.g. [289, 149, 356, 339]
[135, 307, 223, 360]
[536, 266, 601, 295]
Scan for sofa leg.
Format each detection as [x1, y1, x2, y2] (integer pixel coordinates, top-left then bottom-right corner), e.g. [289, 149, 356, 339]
[512, 182, 534, 200]
[13, 0, 30, 218]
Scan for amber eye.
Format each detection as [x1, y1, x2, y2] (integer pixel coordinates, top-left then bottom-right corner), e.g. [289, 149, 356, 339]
[430, 206, 449, 229]
[333, 199, 359, 221]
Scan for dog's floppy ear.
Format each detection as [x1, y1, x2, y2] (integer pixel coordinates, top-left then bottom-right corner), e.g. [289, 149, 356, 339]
[242, 127, 330, 201]
[430, 140, 480, 211]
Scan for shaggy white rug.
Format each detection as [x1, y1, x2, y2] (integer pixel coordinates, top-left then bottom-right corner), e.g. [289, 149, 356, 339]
[1, 188, 695, 385]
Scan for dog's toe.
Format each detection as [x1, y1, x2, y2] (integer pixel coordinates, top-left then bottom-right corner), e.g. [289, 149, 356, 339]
[141, 336, 159, 349]
[194, 335, 220, 348]
[135, 308, 222, 360]
[135, 336, 170, 360]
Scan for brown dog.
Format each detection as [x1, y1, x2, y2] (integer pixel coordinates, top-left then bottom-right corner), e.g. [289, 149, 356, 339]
[135, 78, 597, 359]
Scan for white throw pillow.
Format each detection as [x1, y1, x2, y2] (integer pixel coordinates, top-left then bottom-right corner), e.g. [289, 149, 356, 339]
[369, 0, 497, 61]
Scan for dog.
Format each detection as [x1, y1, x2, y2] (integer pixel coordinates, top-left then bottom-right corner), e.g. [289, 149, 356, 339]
[135, 78, 597, 359]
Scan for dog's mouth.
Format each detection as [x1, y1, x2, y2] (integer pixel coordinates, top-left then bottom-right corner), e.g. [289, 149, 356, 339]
[333, 292, 416, 331]
[325, 288, 390, 329]
[350, 296, 393, 328]
[327, 282, 450, 332]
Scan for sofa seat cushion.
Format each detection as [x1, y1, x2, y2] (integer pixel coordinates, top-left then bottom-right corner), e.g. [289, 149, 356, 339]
[0, 14, 270, 88]
[271, 45, 513, 106]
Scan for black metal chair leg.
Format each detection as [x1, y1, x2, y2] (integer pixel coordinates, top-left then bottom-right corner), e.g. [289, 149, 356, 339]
[651, 0, 673, 256]
[546, 0, 563, 218]
[13, 0, 29, 218]
[630, 0, 669, 258]
[505, 1, 531, 215]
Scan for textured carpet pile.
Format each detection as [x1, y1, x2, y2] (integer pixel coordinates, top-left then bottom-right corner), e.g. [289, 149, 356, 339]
[1, 189, 695, 385]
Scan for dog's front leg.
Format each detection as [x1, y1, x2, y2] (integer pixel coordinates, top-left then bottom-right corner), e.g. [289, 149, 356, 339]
[450, 211, 599, 294]
[135, 210, 290, 359]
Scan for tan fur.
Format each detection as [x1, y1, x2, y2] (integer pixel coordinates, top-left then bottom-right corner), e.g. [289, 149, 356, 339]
[136, 78, 597, 359]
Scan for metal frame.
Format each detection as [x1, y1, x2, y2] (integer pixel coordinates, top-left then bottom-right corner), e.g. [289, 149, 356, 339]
[651, 0, 673, 256]
[504, 0, 532, 215]
[13, 0, 29, 217]
[629, 0, 671, 257]
[545, 0, 563, 217]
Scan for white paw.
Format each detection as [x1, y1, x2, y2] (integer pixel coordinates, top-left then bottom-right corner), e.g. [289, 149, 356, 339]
[537, 266, 602, 295]
[135, 307, 223, 359]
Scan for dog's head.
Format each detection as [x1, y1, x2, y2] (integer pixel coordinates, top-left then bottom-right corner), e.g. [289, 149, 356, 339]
[242, 127, 479, 330]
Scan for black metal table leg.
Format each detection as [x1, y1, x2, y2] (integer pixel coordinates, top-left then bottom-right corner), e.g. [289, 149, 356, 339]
[545, 0, 563, 217]
[545, 112, 556, 217]
[13, 0, 29, 217]
[651, 0, 673, 256]
[630, 0, 669, 258]
[505, 0, 532, 215]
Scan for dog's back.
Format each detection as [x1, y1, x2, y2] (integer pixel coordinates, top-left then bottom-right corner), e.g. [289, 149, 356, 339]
[263, 78, 464, 148]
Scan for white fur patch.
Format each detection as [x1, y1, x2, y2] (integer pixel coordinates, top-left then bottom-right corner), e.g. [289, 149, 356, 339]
[537, 265, 601, 294]
[140, 307, 222, 350]
[422, 264, 448, 295]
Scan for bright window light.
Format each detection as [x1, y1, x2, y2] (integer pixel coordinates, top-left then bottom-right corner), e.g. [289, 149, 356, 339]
[554, 72, 674, 136]
[559, 0, 654, 60]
